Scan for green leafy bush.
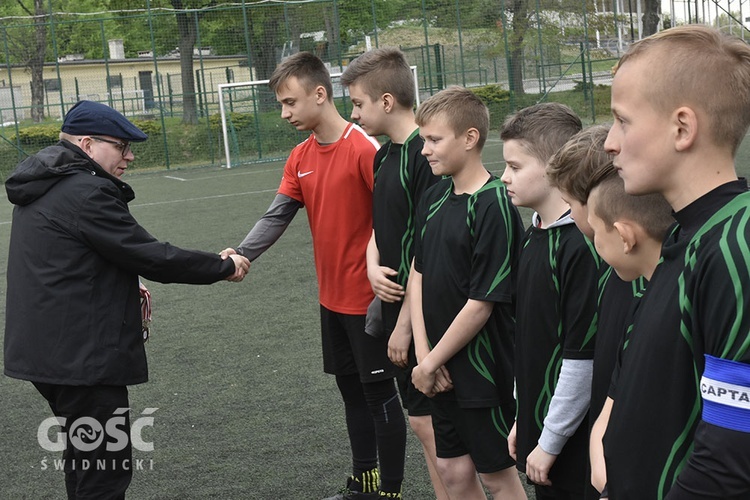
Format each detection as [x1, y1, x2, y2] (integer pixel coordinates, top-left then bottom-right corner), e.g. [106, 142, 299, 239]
[208, 112, 254, 132]
[470, 85, 511, 105]
[132, 119, 162, 136]
[11, 124, 60, 146]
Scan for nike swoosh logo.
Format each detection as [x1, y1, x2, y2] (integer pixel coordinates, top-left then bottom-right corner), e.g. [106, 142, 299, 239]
[298, 171, 314, 178]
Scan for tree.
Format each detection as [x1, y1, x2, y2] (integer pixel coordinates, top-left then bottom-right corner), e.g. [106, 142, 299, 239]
[6, 0, 48, 122]
[116, 0, 213, 124]
[506, 0, 530, 95]
[170, 0, 215, 125]
[337, 0, 406, 41]
[642, 0, 660, 37]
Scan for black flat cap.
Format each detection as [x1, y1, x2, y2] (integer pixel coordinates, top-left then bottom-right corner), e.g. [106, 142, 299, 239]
[62, 100, 148, 142]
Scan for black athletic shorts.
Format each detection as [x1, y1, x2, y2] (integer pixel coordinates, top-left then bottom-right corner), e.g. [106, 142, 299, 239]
[320, 305, 398, 383]
[395, 346, 432, 417]
[430, 395, 516, 474]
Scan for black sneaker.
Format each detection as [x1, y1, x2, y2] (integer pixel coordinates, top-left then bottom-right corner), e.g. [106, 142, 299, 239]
[322, 476, 379, 500]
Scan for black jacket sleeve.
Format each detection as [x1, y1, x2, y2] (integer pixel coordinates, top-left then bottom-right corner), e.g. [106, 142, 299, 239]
[77, 181, 235, 284]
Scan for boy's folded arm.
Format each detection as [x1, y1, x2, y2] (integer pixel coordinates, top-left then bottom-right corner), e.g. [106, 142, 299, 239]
[408, 267, 430, 363]
[539, 358, 594, 455]
[421, 299, 493, 372]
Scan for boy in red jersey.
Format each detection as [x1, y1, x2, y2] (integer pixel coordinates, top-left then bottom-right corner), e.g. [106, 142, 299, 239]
[223, 52, 406, 499]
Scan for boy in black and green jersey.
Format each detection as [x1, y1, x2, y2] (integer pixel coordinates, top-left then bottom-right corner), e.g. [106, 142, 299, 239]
[600, 25, 750, 499]
[500, 103, 600, 500]
[410, 86, 526, 499]
[546, 125, 651, 434]
[341, 47, 444, 500]
[580, 169, 673, 495]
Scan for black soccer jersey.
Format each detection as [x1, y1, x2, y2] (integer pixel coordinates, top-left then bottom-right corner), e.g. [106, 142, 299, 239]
[605, 180, 750, 500]
[414, 176, 523, 409]
[515, 214, 600, 492]
[372, 130, 439, 334]
[590, 269, 646, 422]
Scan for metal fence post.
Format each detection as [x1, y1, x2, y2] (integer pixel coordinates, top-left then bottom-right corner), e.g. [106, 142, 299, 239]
[146, 0, 170, 169]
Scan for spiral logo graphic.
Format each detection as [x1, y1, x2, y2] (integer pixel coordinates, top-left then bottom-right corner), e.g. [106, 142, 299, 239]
[68, 417, 104, 452]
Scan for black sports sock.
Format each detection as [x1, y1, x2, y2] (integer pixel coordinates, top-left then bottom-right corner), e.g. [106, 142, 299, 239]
[362, 378, 406, 494]
[335, 374, 378, 483]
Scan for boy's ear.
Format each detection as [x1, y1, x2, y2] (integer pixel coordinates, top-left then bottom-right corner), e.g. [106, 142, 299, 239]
[613, 221, 637, 254]
[314, 85, 327, 104]
[673, 106, 698, 152]
[465, 127, 480, 150]
[382, 93, 395, 113]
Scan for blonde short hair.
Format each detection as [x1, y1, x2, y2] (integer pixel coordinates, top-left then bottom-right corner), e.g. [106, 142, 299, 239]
[547, 124, 612, 204]
[415, 86, 489, 150]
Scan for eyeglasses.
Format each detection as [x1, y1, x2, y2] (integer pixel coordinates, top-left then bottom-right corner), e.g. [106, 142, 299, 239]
[82, 136, 132, 158]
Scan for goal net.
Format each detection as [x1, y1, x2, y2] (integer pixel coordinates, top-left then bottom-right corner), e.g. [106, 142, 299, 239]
[217, 65, 419, 169]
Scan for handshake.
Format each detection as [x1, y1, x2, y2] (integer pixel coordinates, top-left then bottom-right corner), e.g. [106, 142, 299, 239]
[220, 247, 250, 282]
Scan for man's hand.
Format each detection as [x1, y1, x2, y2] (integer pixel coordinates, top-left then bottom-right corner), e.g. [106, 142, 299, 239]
[526, 444, 556, 486]
[387, 324, 411, 368]
[221, 251, 249, 282]
[367, 266, 404, 303]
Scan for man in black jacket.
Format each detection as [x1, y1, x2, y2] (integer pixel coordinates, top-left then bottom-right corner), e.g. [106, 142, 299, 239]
[3, 100, 249, 500]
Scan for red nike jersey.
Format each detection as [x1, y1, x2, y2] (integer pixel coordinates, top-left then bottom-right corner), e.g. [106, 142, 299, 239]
[278, 123, 379, 314]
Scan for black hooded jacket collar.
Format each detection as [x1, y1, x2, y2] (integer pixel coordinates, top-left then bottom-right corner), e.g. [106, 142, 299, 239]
[5, 139, 135, 206]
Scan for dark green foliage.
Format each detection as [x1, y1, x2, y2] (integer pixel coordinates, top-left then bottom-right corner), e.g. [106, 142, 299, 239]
[470, 84, 511, 105]
[11, 124, 60, 145]
[132, 119, 163, 137]
[572, 79, 593, 91]
[208, 112, 254, 132]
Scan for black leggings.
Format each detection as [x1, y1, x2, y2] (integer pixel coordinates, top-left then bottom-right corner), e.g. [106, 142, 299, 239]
[335, 374, 406, 492]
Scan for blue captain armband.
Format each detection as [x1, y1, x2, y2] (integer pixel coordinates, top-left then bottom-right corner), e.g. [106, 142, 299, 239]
[701, 355, 750, 432]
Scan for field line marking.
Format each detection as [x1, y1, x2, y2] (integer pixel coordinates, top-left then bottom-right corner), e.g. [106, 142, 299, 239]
[156, 168, 281, 182]
[130, 188, 277, 208]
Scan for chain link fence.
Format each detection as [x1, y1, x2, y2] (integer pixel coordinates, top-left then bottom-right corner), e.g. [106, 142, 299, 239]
[0, 0, 746, 178]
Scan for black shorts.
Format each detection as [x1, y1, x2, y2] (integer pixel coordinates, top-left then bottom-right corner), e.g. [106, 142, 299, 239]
[395, 347, 432, 417]
[320, 305, 398, 383]
[430, 395, 516, 474]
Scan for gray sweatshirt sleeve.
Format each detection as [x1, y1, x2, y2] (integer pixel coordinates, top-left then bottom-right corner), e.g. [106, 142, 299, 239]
[538, 358, 594, 455]
[235, 194, 302, 262]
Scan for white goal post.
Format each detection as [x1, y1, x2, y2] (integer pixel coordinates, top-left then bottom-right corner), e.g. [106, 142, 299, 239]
[217, 65, 419, 169]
